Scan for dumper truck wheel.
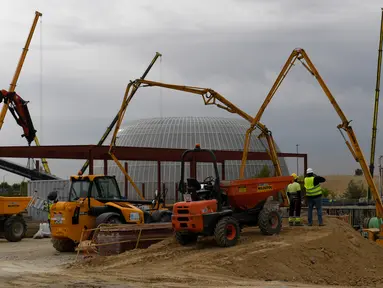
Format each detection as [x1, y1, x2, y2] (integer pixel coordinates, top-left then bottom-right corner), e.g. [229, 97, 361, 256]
[4, 215, 27, 242]
[175, 232, 198, 246]
[51, 238, 76, 252]
[214, 216, 240, 247]
[258, 206, 282, 235]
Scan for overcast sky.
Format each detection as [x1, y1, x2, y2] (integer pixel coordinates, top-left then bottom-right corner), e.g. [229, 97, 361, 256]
[0, 0, 382, 183]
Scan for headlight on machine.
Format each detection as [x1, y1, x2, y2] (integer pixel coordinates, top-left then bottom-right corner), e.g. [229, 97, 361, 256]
[129, 212, 140, 221]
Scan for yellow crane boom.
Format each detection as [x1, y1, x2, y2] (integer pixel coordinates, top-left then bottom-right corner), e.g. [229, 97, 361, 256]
[0, 11, 50, 174]
[240, 48, 383, 218]
[108, 78, 285, 203]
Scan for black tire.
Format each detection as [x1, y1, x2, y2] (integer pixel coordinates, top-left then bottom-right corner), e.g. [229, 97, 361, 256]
[160, 212, 172, 223]
[104, 216, 122, 224]
[258, 206, 282, 235]
[175, 232, 198, 246]
[214, 216, 240, 247]
[4, 215, 27, 242]
[51, 238, 76, 252]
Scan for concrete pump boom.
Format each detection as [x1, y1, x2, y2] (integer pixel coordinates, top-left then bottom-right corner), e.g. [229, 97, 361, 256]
[240, 48, 383, 218]
[108, 78, 286, 205]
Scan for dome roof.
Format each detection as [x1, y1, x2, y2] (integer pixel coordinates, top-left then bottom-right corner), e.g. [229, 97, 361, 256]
[95, 116, 289, 201]
[112, 116, 277, 152]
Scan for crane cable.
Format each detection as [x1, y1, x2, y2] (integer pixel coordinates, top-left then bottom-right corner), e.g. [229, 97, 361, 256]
[159, 55, 163, 118]
[39, 16, 43, 144]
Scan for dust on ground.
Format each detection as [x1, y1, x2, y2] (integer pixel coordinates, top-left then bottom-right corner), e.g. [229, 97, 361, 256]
[2, 217, 383, 287]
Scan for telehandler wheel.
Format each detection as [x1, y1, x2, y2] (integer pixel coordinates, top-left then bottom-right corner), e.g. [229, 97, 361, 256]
[104, 216, 122, 224]
[4, 215, 27, 242]
[175, 232, 198, 246]
[214, 216, 240, 247]
[51, 238, 76, 252]
[160, 212, 171, 223]
[259, 206, 282, 235]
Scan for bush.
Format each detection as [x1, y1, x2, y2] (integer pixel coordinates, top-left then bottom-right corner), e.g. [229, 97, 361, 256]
[255, 165, 271, 178]
[322, 187, 330, 198]
[355, 169, 363, 176]
[343, 179, 367, 199]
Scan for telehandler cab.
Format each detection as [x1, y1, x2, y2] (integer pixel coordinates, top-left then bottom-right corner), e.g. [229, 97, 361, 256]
[49, 174, 172, 252]
[172, 144, 293, 248]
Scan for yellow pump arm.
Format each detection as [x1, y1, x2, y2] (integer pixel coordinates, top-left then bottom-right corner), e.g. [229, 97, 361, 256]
[108, 79, 284, 200]
[240, 48, 383, 218]
[368, 8, 383, 199]
[134, 79, 282, 177]
[0, 11, 50, 174]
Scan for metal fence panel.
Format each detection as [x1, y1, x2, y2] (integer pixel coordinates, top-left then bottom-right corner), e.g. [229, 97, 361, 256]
[27, 180, 70, 221]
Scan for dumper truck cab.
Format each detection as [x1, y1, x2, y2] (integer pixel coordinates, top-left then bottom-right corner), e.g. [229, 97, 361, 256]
[172, 144, 293, 248]
[49, 174, 155, 252]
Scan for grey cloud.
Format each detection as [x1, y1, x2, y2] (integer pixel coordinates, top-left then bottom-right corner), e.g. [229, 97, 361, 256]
[0, 0, 382, 181]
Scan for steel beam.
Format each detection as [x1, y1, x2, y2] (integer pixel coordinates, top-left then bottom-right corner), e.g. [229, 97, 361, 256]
[0, 145, 307, 163]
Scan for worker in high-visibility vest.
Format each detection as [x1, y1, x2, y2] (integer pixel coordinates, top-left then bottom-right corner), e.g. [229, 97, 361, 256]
[44, 201, 54, 229]
[286, 173, 303, 226]
[304, 168, 326, 226]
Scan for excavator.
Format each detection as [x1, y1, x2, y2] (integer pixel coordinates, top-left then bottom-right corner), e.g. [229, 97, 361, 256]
[238, 47, 383, 245]
[0, 11, 50, 174]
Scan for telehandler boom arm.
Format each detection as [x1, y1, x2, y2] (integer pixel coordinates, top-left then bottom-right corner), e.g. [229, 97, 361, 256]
[240, 48, 383, 217]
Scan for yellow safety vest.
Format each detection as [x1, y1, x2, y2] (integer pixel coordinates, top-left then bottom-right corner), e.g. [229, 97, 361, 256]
[47, 203, 53, 220]
[304, 176, 322, 197]
[287, 182, 301, 193]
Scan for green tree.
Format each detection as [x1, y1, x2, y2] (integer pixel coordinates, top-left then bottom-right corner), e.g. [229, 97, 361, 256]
[256, 165, 271, 178]
[343, 180, 366, 199]
[322, 187, 330, 198]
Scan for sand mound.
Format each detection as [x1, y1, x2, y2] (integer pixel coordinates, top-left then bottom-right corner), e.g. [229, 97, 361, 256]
[70, 218, 383, 287]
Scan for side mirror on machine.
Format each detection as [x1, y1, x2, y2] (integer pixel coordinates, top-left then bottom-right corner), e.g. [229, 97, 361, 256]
[47, 191, 58, 201]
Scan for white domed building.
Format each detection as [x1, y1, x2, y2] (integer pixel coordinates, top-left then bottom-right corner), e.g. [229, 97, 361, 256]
[94, 117, 290, 202]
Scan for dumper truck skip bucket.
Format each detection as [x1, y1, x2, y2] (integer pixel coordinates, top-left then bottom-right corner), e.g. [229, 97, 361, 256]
[221, 176, 293, 210]
[0, 196, 32, 214]
[0, 196, 32, 242]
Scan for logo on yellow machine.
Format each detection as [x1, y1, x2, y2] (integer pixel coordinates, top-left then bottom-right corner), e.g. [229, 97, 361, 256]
[238, 186, 247, 193]
[7, 202, 19, 208]
[257, 183, 273, 192]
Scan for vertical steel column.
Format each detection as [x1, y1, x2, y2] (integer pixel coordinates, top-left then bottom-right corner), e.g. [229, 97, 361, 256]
[222, 161, 225, 180]
[157, 161, 161, 194]
[103, 158, 108, 175]
[89, 149, 94, 175]
[142, 183, 145, 198]
[124, 162, 128, 198]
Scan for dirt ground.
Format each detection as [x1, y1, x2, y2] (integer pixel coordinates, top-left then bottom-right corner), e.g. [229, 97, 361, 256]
[1, 217, 383, 287]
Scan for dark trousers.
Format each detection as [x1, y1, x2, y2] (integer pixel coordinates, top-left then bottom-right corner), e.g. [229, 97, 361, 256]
[288, 195, 301, 223]
[307, 196, 323, 225]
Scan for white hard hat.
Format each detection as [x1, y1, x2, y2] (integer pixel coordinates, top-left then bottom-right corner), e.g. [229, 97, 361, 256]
[306, 168, 314, 174]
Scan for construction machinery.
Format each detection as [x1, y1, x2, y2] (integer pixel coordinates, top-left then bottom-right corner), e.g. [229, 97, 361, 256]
[368, 8, 383, 200]
[48, 174, 172, 252]
[0, 11, 50, 174]
[235, 47, 383, 244]
[0, 196, 31, 242]
[78, 52, 162, 175]
[109, 78, 289, 208]
[172, 144, 292, 247]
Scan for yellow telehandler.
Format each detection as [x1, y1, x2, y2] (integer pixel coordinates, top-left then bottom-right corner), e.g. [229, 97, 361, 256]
[48, 174, 171, 252]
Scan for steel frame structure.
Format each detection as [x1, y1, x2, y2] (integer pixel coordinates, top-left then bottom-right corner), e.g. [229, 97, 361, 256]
[0, 145, 307, 197]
